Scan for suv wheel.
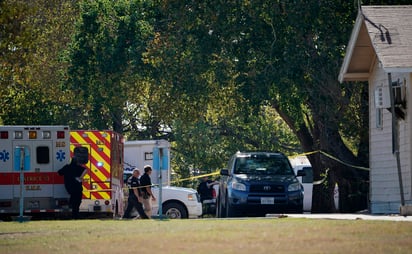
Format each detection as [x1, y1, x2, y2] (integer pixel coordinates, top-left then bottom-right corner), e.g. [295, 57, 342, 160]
[216, 194, 225, 218]
[225, 194, 239, 218]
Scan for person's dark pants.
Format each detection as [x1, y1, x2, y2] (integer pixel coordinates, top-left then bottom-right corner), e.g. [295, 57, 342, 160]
[123, 196, 149, 219]
[70, 191, 82, 219]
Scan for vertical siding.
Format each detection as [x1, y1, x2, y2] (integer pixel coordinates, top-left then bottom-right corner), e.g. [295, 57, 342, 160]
[369, 62, 412, 214]
[408, 73, 412, 202]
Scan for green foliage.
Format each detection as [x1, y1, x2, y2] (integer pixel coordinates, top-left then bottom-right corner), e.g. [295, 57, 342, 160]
[6, 0, 408, 211]
[140, 0, 371, 211]
[0, 0, 78, 124]
[65, 0, 157, 132]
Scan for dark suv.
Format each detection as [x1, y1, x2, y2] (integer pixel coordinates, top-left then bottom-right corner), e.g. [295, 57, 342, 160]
[216, 152, 304, 217]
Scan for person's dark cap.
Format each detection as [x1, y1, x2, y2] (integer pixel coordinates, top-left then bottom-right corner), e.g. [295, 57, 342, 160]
[144, 165, 152, 173]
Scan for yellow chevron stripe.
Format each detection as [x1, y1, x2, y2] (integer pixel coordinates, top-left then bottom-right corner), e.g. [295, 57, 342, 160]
[71, 131, 110, 180]
[91, 192, 110, 200]
[71, 131, 113, 200]
[70, 131, 87, 146]
[91, 182, 111, 200]
[88, 131, 111, 159]
[92, 169, 110, 182]
[87, 131, 111, 183]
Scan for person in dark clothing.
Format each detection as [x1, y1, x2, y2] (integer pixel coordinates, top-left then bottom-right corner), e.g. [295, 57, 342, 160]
[123, 169, 149, 219]
[197, 176, 218, 202]
[58, 156, 87, 219]
[140, 165, 156, 218]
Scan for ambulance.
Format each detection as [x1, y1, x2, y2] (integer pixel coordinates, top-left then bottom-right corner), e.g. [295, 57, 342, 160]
[70, 130, 124, 218]
[0, 126, 71, 219]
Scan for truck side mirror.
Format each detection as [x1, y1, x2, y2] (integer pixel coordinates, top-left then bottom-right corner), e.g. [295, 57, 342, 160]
[220, 169, 229, 176]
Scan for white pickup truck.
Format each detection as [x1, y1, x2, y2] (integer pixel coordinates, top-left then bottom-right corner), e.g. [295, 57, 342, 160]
[151, 186, 201, 219]
[123, 140, 202, 219]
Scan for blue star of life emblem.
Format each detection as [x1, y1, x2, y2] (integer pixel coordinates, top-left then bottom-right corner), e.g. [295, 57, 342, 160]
[56, 150, 66, 162]
[0, 149, 10, 162]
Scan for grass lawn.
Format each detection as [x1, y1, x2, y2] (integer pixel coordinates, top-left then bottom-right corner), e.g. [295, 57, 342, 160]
[1, 217, 412, 254]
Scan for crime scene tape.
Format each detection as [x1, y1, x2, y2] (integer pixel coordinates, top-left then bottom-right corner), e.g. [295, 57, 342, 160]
[87, 172, 220, 192]
[312, 168, 330, 185]
[170, 171, 220, 185]
[86, 184, 156, 192]
[290, 150, 369, 185]
[86, 150, 368, 192]
[289, 150, 369, 171]
[318, 150, 369, 171]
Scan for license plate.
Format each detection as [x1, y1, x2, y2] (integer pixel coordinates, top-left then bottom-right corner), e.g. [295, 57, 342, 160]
[260, 197, 274, 205]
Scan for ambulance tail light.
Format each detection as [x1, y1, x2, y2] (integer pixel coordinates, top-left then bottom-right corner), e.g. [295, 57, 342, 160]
[42, 131, 51, 139]
[0, 131, 8, 139]
[56, 199, 69, 207]
[57, 131, 65, 139]
[105, 200, 110, 206]
[14, 131, 23, 139]
[29, 131, 37, 139]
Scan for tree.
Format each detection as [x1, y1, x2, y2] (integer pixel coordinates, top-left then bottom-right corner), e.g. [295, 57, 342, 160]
[142, 1, 302, 186]
[0, 0, 79, 125]
[144, 0, 370, 212]
[65, 0, 158, 133]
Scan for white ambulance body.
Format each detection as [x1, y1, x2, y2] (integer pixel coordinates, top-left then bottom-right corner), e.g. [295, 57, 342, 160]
[124, 140, 171, 185]
[0, 126, 70, 218]
[124, 140, 202, 219]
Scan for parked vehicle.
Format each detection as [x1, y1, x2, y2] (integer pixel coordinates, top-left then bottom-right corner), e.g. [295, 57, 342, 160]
[216, 151, 304, 218]
[0, 126, 71, 220]
[293, 165, 313, 212]
[70, 130, 124, 218]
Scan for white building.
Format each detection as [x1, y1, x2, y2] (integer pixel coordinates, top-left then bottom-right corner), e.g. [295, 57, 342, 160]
[339, 5, 412, 214]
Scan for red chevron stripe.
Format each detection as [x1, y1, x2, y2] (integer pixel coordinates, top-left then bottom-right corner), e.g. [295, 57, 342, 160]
[95, 181, 111, 191]
[71, 131, 111, 180]
[91, 190, 111, 200]
[89, 155, 111, 180]
[71, 131, 111, 164]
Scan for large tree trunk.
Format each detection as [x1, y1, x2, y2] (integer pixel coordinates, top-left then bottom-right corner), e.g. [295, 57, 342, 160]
[273, 99, 369, 213]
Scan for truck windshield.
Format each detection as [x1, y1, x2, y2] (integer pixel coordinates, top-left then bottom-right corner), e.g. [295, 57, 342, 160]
[234, 155, 294, 175]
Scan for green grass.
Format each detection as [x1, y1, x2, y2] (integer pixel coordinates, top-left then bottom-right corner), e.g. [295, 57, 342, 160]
[1, 218, 412, 254]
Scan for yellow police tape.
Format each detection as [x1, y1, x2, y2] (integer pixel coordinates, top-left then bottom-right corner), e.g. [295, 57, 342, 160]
[290, 150, 369, 185]
[85, 150, 369, 192]
[86, 172, 220, 192]
[292, 150, 369, 171]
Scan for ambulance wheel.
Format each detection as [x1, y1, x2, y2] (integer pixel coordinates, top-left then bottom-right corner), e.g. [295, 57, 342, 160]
[162, 202, 188, 219]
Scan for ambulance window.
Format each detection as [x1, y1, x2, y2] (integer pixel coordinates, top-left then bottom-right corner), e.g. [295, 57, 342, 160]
[37, 146, 50, 164]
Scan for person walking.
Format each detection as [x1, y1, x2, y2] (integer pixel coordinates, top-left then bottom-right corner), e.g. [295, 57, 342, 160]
[123, 168, 149, 219]
[58, 147, 88, 219]
[140, 165, 156, 218]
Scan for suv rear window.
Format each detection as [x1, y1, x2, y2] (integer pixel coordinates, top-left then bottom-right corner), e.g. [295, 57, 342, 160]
[234, 154, 294, 175]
